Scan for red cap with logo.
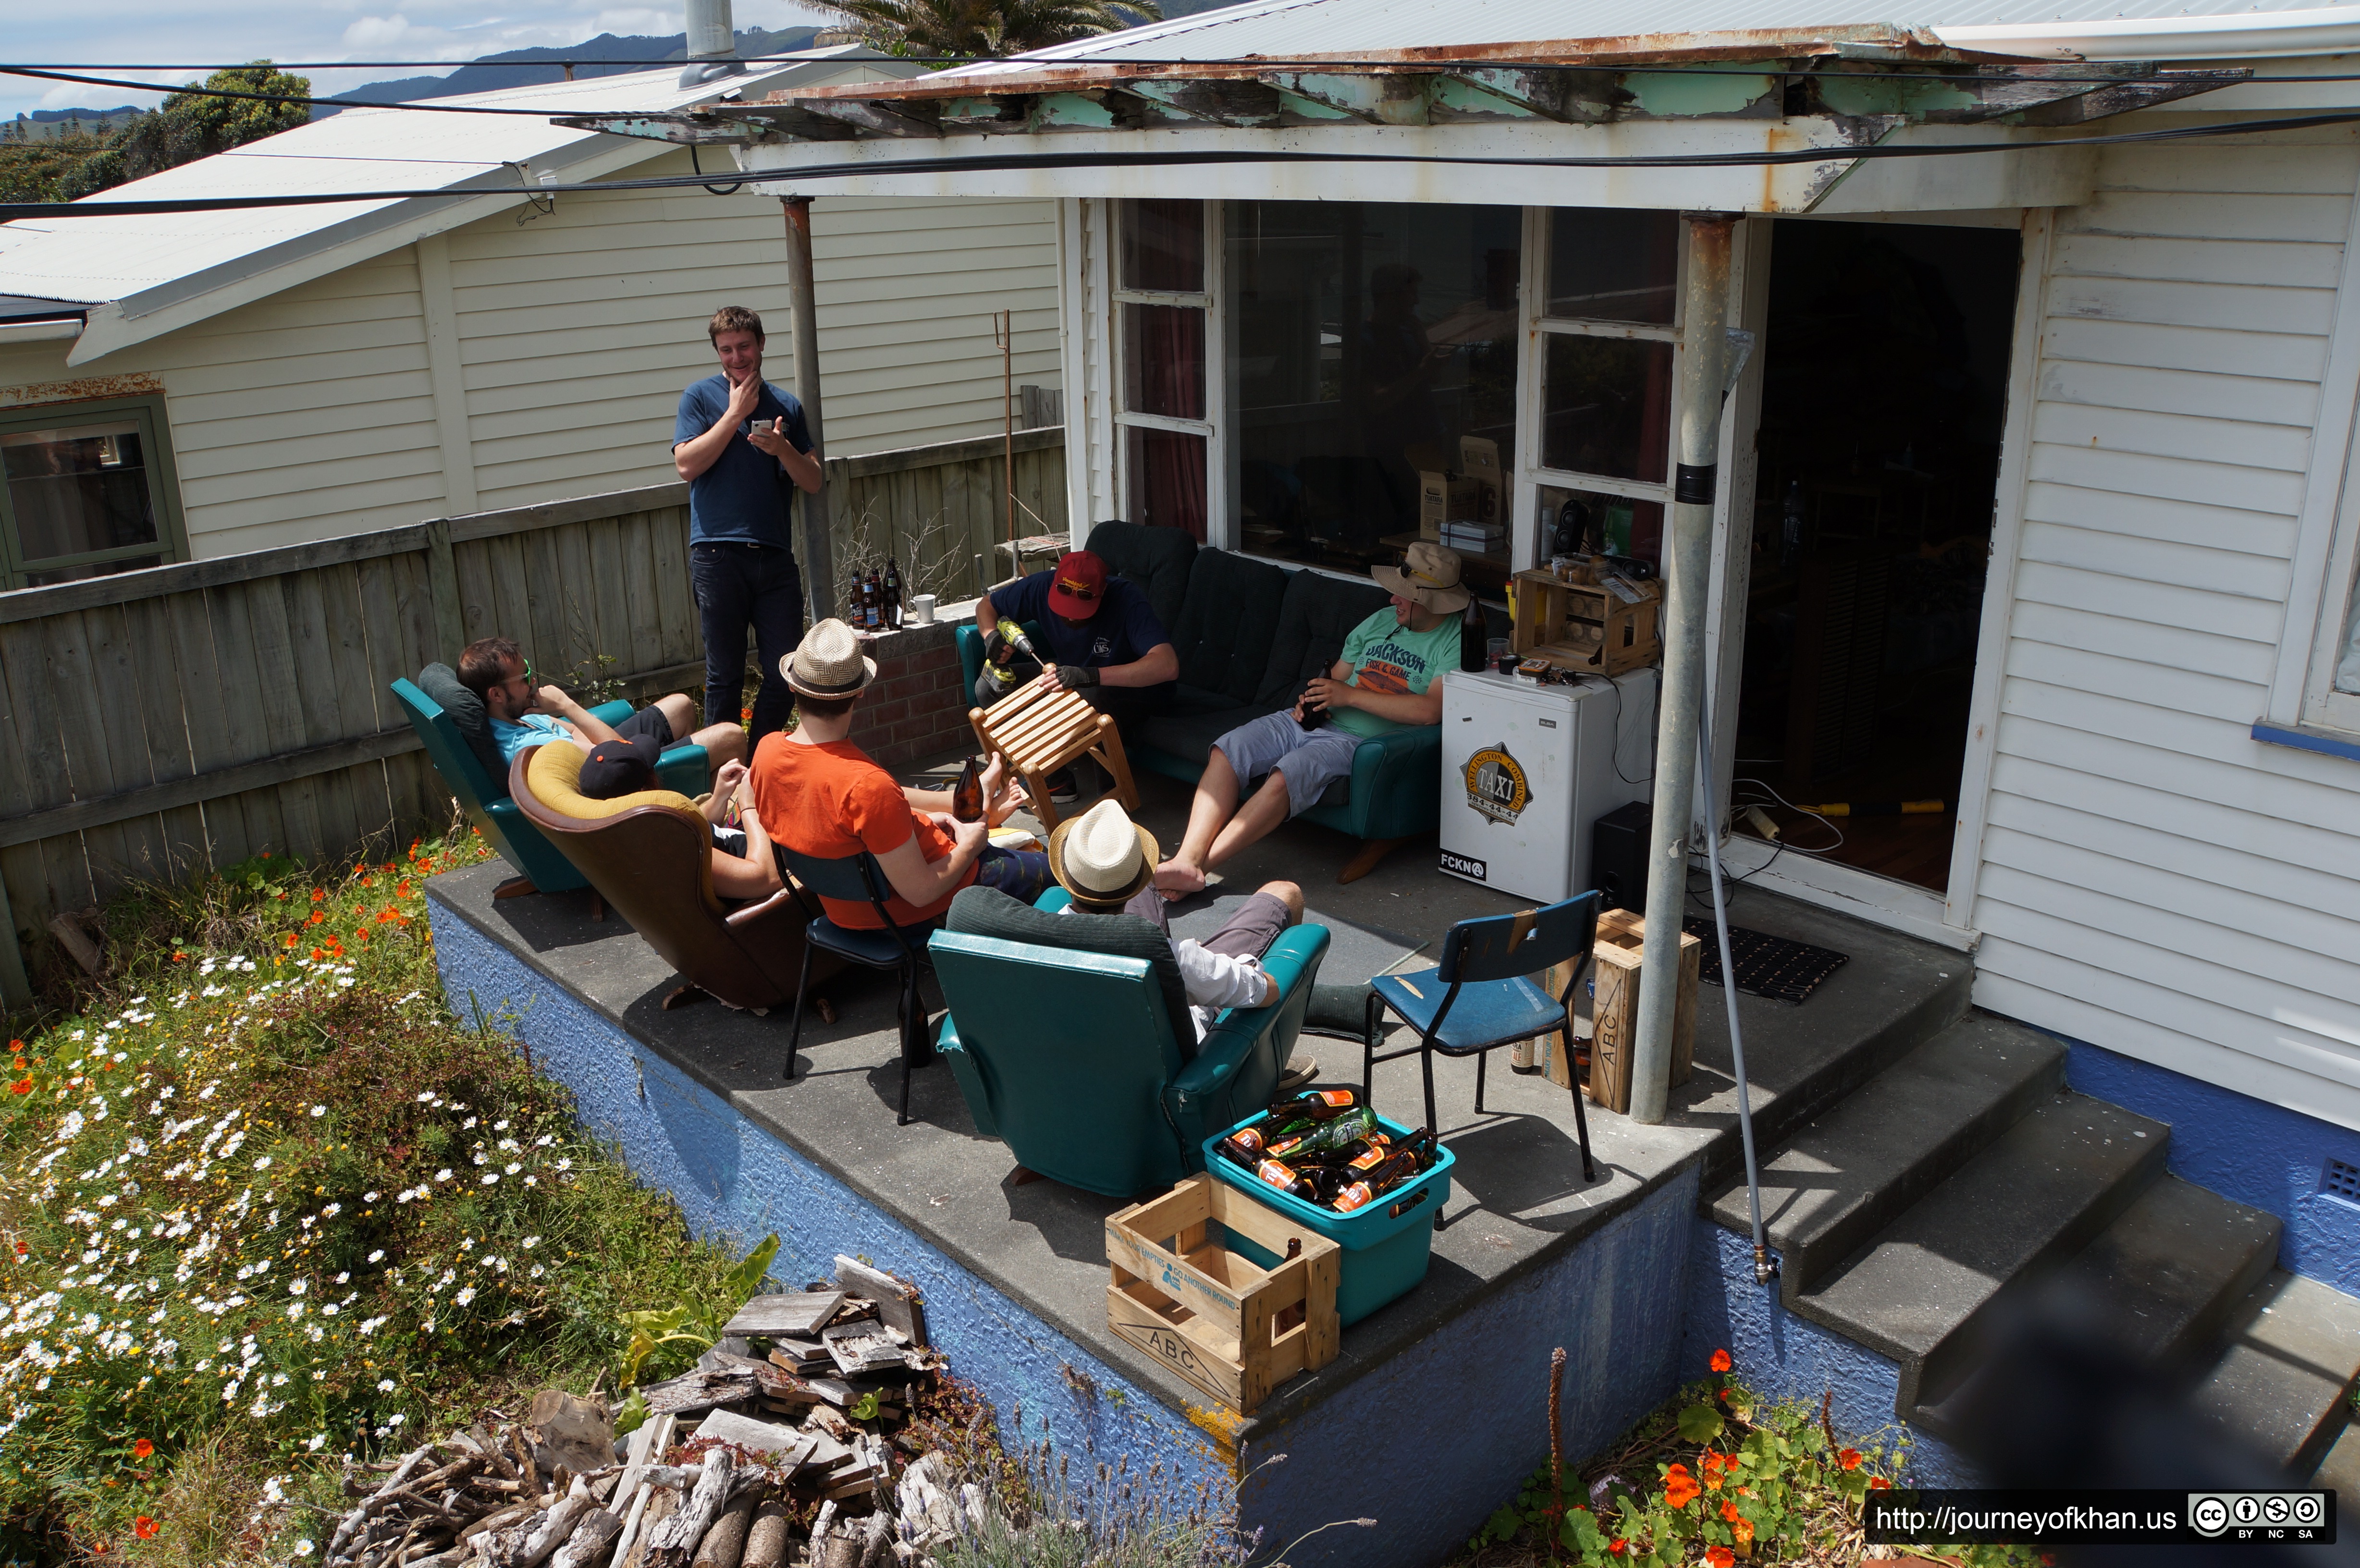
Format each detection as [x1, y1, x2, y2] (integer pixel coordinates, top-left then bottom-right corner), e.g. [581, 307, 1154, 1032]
[1046, 550, 1107, 620]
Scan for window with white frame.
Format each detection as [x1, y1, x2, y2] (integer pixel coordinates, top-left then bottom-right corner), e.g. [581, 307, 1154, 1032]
[1115, 199, 1214, 540]
[0, 395, 187, 592]
[1527, 208, 1684, 573]
[1218, 199, 1522, 580]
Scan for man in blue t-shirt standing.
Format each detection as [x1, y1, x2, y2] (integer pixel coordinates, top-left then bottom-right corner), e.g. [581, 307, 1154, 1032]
[673, 305, 822, 744]
[974, 549, 1177, 802]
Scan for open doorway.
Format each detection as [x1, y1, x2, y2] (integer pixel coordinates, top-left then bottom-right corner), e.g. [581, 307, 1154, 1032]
[1732, 218, 2021, 894]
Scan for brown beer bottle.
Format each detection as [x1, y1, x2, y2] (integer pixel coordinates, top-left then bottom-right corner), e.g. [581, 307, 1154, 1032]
[1267, 1088, 1356, 1122]
[950, 756, 985, 823]
[1213, 1126, 1266, 1167]
[1254, 1157, 1322, 1202]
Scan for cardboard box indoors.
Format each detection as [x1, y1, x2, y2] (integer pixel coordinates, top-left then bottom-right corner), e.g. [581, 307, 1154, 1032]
[1418, 436, 1505, 541]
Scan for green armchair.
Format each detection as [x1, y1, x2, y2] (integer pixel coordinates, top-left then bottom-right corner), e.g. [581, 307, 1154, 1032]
[391, 670, 707, 896]
[928, 885, 1330, 1198]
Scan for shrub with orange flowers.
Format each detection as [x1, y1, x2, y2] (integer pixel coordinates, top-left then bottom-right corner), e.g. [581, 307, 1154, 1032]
[1465, 1348, 2037, 1568]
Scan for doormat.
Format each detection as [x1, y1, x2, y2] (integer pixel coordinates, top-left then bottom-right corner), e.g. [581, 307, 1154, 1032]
[1682, 918, 1849, 1005]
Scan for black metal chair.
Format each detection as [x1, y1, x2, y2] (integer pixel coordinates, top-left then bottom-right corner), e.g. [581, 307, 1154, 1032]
[1365, 891, 1603, 1183]
[776, 845, 938, 1126]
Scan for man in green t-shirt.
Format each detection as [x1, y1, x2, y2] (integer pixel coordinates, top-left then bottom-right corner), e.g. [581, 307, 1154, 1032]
[1155, 541, 1469, 899]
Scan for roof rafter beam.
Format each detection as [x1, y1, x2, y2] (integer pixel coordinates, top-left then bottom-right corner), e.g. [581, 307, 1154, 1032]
[787, 97, 943, 138]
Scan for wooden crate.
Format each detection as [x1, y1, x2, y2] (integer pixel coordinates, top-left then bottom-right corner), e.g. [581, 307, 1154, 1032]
[1510, 567, 1662, 676]
[1586, 907, 1700, 1113]
[1104, 1174, 1341, 1414]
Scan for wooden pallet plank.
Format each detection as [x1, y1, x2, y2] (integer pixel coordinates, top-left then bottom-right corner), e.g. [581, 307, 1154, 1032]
[622, 512, 668, 703]
[31, 612, 106, 916]
[525, 525, 568, 677]
[284, 567, 361, 862]
[0, 618, 76, 964]
[84, 602, 170, 889]
[553, 517, 598, 678]
[649, 505, 696, 673]
[588, 513, 631, 674]
[356, 551, 429, 836]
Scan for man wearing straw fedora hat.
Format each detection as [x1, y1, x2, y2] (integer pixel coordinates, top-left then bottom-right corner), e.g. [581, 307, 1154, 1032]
[751, 619, 1051, 930]
[1154, 541, 1469, 900]
[1039, 798, 1303, 1044]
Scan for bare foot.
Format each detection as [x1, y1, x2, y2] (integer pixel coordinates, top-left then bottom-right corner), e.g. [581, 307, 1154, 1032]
[1153, 859, 1207, 902]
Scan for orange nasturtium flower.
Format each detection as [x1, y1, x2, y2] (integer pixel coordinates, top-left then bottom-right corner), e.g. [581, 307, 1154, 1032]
[1662, 1465, 1701, 1510]
[9, 1079, 30, 1096]
[1608, 1542, 1627, 1558]
[282, 932, 298, 949]
[1869, 1477, 1893, 1492]
[1839, 1448, 1863, 1470]
[131, 1438, 153, 1459]
[1707, 1547, 1735, 1568]
[1733, 1519, 1756, 1547]
[1709, 1348, 1733, 1372]
[309, 889, 324, 902]
[1721, 1500, 1744, 1523]
[133, 1517, 157, 1540]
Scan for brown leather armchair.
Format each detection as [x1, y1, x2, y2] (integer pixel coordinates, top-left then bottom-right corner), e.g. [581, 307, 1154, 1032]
[509, 742, 843, 1012]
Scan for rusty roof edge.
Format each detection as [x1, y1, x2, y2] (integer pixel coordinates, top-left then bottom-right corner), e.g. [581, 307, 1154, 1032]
[767, 25, 2034, 102]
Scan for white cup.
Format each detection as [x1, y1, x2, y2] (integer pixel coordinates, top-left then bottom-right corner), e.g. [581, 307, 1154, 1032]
[910, 593, 937, 625]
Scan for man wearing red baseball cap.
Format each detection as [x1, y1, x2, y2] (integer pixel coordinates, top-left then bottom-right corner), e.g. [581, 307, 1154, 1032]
[974, 548, 1178, 803]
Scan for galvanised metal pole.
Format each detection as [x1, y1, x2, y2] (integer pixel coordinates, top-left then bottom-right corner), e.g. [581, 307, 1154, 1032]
[1630, 211, 1737, 1126]
[782, 195, 836, 623]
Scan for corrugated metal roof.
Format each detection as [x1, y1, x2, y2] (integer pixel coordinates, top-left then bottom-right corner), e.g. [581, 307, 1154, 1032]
[939, 0, 2356, 73]
[0, 49, 885, 312]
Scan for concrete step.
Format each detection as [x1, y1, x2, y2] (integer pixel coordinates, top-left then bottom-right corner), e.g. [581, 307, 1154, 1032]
[2312, 1422, 2360, 1500]
[1706, 1014, 2065, 1298]
[2185, 1269, 2360, 1477]
[1911, 1174, 2283, 1440]
[1793, 1090, 2169, 1412]
[1679, 899, 1974, 1194]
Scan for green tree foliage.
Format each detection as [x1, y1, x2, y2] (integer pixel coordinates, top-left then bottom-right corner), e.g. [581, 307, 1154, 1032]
[827, 0, 1161, 59]
[0, 63, 309, 204]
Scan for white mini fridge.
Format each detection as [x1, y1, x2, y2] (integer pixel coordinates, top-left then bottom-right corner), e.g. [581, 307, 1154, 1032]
[1436, 667, 1656, 903]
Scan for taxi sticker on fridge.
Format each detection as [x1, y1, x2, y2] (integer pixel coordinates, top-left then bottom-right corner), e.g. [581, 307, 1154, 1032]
[1463, 742, 1530, 825]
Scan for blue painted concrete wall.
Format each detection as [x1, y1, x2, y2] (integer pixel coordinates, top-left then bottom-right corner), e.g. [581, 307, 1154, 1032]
[431, 894, 1710, 1567]
[1681, 1223, 1979, 1488]
[1244, 1172, 1699, 1568]
[2062, 1038, 2360, 1293]
[430, 902, 1227, 1497]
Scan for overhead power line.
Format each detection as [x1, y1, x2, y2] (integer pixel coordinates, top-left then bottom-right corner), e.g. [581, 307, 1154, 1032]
[3, 56, 2354, 90]
[0, 66, 585, 116]
[3, 106, 2356, 222]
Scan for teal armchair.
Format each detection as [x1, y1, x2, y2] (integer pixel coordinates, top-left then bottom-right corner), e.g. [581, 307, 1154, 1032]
[391, 675, 706, 895]
[929, 886, 1330, 1198]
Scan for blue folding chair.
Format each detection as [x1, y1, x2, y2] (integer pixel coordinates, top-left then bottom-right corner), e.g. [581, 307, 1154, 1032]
[776, 845, 938, 1126]
[1366, 891, 1602, 1183]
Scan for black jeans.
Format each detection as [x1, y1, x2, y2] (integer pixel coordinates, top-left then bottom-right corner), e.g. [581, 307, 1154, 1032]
[692, 542, 804, 745]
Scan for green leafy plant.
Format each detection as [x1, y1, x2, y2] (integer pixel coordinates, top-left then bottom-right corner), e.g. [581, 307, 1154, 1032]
[1463, 1350, 2040, 1568]
[616, 1233, 779, 1387]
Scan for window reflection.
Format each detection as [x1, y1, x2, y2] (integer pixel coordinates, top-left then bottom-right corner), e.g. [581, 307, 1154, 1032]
[1225, 201, 1520, 578]
[1548, 208, 1679, 325]
[1122, 303, 1205, 420]
[1127, 426, 1207, 542]
[1, 420, 160, 567]
[1121, 199, 1204, 294]
[1541, 335, 1672, 487]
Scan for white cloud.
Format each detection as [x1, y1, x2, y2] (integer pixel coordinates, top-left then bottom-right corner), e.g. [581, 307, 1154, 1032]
[1, 1, 839, 121]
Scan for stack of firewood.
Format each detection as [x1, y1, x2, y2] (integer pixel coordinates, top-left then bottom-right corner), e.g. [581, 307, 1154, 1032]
[328, 1257, 976, 1568]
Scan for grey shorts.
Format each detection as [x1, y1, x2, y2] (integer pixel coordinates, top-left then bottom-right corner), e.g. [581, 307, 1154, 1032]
[1213, 709, 1361, 818]
[1121, 887, 1292, 962]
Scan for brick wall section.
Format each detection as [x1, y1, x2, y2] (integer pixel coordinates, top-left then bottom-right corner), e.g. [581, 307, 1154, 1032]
[842, 604, 982, 767]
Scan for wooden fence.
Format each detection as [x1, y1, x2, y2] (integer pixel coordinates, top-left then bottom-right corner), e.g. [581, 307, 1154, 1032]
[0, 428, 1065, 1007]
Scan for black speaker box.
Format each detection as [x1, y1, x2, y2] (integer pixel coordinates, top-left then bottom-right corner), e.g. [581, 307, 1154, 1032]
[1591, 799, 1652, 915]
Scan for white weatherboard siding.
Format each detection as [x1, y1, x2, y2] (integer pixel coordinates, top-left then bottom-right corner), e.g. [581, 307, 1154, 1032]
[0, 169, 1060, 556]
[0, 253, 445, 557]
[1972, 130, 2360, 1133]
[443, 150, 1061, 512]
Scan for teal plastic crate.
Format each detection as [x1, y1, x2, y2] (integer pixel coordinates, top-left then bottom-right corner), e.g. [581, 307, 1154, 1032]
[1202, 1109, 1453, 1326]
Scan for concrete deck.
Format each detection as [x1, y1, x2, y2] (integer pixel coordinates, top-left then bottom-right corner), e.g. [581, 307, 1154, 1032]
[426, 752, 1967, 1565]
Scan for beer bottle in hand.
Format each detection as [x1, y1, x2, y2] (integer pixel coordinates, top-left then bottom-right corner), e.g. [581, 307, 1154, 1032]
[950, 756, 985, 823]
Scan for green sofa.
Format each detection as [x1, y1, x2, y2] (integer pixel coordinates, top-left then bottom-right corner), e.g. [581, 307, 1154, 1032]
[930, 883, 1330, 1198]
[957, 523, 1445, 881]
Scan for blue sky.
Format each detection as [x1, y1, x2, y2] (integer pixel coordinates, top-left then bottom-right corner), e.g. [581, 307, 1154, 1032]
[2, 2, 839, 122]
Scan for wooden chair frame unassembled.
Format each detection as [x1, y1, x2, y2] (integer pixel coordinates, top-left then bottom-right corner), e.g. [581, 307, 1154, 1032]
[968, 676, 1141, 831]
[1105, 1174, 1340, 1415]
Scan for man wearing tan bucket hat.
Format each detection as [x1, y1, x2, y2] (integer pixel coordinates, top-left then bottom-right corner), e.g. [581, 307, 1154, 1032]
[751, 619, 1051, 930]
[1155, 541, 1469, 900]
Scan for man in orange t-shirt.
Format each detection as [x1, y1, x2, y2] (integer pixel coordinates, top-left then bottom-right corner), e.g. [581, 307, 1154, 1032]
[754, 619, 1048, 929]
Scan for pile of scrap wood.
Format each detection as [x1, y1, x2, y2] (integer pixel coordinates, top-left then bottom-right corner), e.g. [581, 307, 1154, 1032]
[327, 1257, 986, 1568]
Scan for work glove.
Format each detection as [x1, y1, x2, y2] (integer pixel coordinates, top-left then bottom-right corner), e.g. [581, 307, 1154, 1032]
[983, 628, 1018, 668]
[1057, 664, 1100, 689]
